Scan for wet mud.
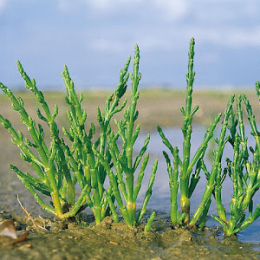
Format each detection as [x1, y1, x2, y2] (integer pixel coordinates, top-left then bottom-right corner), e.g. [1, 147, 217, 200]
[0, 212, 259, 260]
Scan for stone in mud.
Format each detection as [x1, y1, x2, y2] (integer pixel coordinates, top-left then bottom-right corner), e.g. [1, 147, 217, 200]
[0, 220, 17, 238]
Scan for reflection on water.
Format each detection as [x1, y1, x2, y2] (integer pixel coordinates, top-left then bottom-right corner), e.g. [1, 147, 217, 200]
[135, 125, 260, 243]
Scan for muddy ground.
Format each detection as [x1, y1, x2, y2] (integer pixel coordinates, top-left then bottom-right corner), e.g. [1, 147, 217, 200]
[0, 212, 260, 260]
[0, 89, 260, 259]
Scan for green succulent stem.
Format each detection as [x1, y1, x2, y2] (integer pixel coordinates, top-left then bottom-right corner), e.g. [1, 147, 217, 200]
[158, 38, 221, 228]
[96, 44, 157, 228]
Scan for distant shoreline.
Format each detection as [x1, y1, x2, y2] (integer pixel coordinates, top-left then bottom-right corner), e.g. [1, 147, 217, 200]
[0, 88, 259, 130]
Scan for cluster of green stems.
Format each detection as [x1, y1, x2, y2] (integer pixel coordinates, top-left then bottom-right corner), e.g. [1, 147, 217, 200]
[0, 45, 156, 231]
[1, 38, 260, 236]
[159, 38, 260, 236]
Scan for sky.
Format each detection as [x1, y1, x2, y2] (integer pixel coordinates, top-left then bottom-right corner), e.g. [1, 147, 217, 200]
[1, 0, 260, 91]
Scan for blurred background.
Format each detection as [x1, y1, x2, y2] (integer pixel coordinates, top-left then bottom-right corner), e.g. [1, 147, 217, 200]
[1, 0, 260, 91]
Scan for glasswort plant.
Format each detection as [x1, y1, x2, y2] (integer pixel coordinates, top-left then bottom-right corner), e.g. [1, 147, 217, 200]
[211, 91, 260, 236]
[60, 61, 129, 224]
[1, 38, 260, 236]
[158, 38, 222, 228]
[0, 45, 157, 230]
[94, 44, 158, 228]
[157, 38, 260, 235]
[0, 58, 129, 222]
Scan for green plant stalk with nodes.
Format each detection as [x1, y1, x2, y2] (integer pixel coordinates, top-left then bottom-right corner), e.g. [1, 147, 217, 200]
[158, 39, 260, 233]
[189, 95, 234, 229]
[211, 91, 260, 236]
[0, 58, 130, 222]
[0, 64, 78, 219]
[94, 44, 158, 229]
[158, 38, 221, 227]
[60, 58, 130, 224]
